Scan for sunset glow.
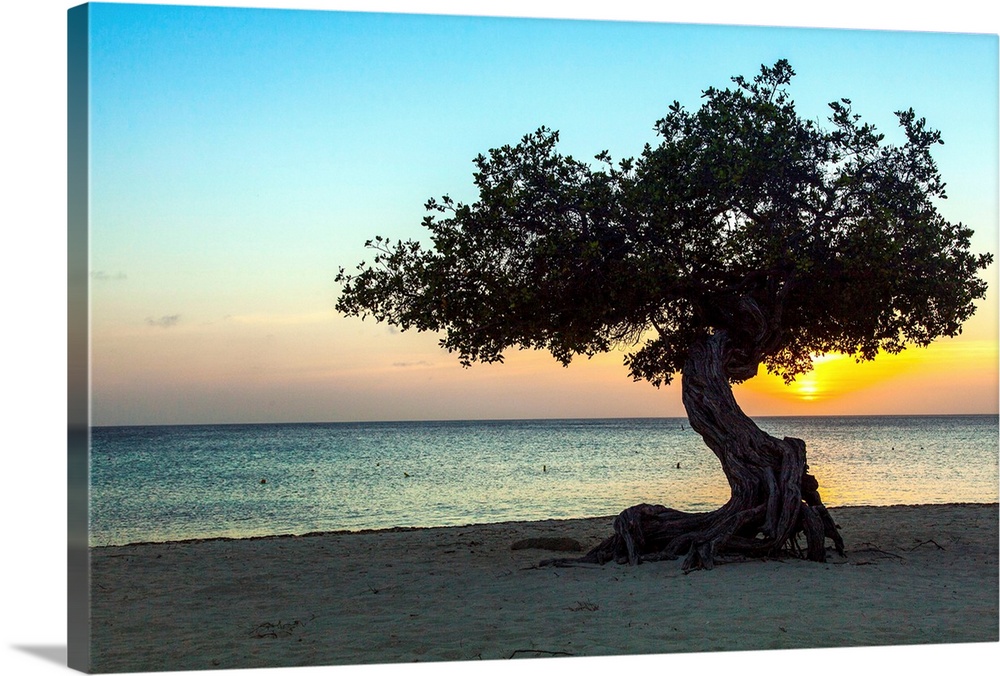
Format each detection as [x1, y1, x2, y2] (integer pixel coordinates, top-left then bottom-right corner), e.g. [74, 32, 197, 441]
[739, 336, 999, 415]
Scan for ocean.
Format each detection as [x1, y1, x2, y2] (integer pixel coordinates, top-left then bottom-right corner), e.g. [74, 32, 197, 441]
[88, 415, 999, 547]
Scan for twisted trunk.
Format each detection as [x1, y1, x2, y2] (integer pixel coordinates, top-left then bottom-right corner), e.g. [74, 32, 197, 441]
[545, 330, 844, 571]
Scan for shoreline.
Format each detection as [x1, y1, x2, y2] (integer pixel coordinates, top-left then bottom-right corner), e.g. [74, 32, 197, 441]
[91, 501, 999, 549]
[88, 503, 998, 672]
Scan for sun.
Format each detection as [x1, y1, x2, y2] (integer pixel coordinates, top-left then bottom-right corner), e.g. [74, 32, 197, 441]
[785, 354, 842, 402]
[740, 352, 866, 408]
[791, 376, 820, 401]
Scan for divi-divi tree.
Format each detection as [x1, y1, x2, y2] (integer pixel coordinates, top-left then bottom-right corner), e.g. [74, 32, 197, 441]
[336, 61, 992, 570]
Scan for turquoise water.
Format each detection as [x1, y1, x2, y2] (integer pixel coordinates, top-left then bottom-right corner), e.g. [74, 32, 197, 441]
[89, 415, 999, 546]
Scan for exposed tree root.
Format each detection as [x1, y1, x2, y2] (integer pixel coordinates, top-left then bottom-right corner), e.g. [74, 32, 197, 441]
[541, 463, 846, 571]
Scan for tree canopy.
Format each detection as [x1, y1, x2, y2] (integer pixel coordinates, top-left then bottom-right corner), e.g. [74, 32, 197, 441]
[336, 60, 992, 388]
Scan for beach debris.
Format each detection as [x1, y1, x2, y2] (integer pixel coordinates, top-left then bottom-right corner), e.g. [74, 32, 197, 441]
[854, 542, 904, 560]
[508, 649, 575, 659]
[249, 617, 310, 639]
[365, 582, 397, 595]
[511, 537, 582, 552]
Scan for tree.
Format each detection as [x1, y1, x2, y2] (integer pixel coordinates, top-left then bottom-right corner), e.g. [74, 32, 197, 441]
[335, 61, 992, 570]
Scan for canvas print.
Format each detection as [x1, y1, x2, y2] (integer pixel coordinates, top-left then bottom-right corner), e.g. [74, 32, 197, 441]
[68, 2, 999, 673]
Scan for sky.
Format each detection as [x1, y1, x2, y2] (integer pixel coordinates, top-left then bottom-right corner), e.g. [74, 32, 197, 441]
[81, 1, 1000, 425]
[3, 3, 1000, 676]
[51, 0, 1000, 427]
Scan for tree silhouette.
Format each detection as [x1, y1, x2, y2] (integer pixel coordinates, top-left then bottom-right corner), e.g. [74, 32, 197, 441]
[336, 61, 992, 570]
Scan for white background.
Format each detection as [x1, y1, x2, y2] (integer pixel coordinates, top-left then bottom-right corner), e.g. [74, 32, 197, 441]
[2, 2, 997, 676]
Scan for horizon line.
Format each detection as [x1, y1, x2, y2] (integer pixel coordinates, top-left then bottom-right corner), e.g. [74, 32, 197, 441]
[90, 411, 1000, 428]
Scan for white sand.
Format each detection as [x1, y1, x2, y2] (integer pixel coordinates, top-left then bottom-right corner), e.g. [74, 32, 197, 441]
[87, 503, 998, 672]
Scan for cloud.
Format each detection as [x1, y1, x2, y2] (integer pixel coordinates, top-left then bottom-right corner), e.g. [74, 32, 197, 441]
[392, 360, 433, 368]
[91, 270, 127, 281]
[146, 315, 180, 328]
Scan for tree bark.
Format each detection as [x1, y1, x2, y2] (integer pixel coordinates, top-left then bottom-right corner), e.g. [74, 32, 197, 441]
[543, 330, 844, 571]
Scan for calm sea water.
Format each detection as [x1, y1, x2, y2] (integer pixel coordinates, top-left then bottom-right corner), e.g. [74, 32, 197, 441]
[89, 416, 999, 546]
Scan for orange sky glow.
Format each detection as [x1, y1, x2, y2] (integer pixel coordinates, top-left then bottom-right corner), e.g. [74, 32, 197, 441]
[738, 337, 998, 415]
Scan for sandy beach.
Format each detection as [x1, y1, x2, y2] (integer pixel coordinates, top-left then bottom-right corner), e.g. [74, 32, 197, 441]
[87, 503, 998, 673]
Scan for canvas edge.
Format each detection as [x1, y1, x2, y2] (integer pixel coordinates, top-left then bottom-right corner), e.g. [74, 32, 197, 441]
[67, 3, 91, 673]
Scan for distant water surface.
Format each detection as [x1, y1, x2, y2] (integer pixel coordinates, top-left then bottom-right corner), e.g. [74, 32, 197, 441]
[89, 415, 998, 546]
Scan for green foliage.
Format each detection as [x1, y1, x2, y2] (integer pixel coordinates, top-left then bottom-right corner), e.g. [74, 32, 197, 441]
[336, 60, 992, 387]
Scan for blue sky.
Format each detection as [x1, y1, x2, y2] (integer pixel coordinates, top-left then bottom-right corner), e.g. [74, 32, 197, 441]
[79, 2, 1000, 425]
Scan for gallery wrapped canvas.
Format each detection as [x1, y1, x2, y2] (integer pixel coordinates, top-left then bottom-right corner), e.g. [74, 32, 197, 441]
[66, 2, 998, 674]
